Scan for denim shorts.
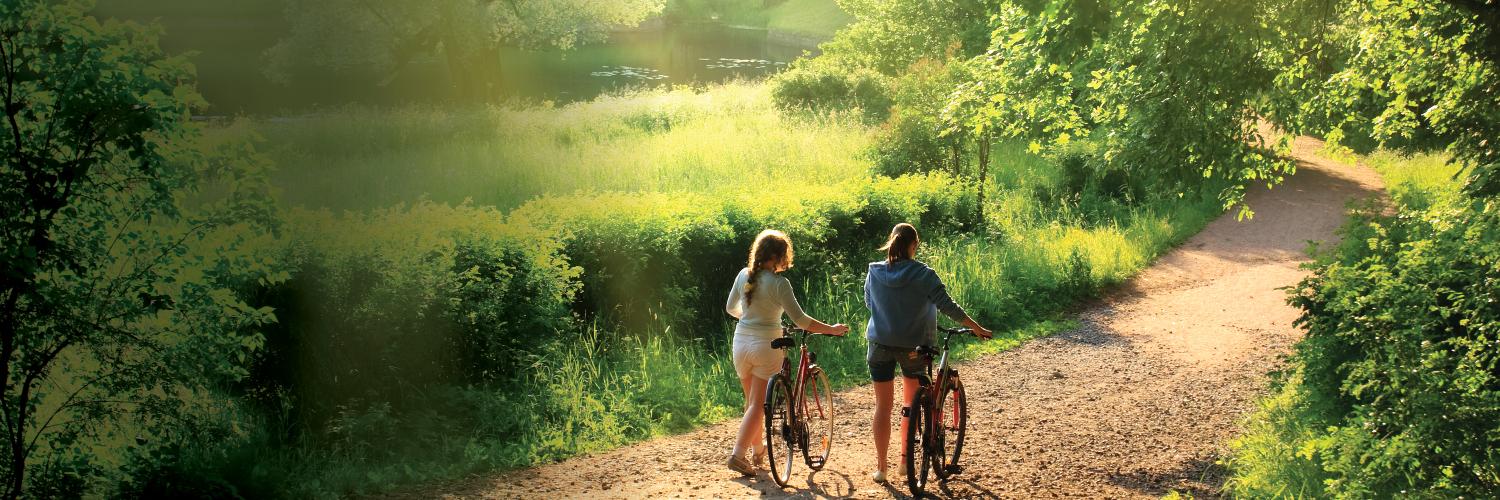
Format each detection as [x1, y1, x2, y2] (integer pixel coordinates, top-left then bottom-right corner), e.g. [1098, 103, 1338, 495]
[867, 342, 928, 382]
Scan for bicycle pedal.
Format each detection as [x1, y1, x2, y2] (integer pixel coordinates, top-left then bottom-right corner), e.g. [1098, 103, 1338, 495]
[808, 457, 825, 468]
[944, 464, 963, 475]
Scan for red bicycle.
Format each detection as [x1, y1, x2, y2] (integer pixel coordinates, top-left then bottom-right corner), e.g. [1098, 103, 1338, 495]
[762, 324, 843, 487]
[902, 326, 976, 496]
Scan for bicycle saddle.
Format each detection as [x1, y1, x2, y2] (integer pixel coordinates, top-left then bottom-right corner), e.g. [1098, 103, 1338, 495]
[771, 337, 795, 349]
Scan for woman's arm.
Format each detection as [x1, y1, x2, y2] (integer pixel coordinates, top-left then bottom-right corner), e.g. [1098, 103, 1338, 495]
[725, 270, 744, 319]
[775, 277, 849, 336]
[926, 269, 993, 339]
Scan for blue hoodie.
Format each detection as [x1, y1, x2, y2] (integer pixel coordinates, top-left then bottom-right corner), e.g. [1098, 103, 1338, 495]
[864, 259, 967, 348]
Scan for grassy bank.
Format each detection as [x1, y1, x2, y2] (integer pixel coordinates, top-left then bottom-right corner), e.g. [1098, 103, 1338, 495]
[256, 83, 874, 212]
[178, 82, 1231, 498]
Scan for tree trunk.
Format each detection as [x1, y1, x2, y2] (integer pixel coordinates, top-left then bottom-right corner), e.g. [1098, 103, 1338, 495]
[976, 133, 989, 229]
[442, 38, 505, 103]
[950, 136, 962, 176]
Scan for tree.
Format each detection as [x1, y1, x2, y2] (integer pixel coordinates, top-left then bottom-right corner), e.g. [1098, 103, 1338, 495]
[265, 0, 665, 101]
[0, 1, 281, 495]
[824, 0, 1000, 75]
[952, 0, 1294, 217]
[1265, 0, 1500, 198]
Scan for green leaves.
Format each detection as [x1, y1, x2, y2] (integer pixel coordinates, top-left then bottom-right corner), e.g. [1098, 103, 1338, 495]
[937, 0, 1298, 213]
[0, 1, 282, 495]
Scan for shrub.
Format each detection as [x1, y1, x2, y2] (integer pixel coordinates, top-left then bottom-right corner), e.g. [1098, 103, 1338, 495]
[249, 202, 579, 428]
[770, 62, 892, 120]
[505, 174, 977, 333]
[1228, 196, 1500, 498]
[1290, 201, 1499, 497]
[1053, 141, 1144, 203]
[873, 111, 950, 177]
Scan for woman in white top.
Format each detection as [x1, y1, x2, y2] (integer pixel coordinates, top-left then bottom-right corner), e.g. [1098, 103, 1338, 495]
[723, 229, 849, 476]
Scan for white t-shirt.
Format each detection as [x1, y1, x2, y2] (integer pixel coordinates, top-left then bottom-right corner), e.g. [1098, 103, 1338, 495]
[725, 268, 813, 339]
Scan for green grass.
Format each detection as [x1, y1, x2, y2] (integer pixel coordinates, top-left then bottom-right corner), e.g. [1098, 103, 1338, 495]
[256, 82, 876, 212]
[766, 0, 855, 39]
[1363, 150, 1464, 208]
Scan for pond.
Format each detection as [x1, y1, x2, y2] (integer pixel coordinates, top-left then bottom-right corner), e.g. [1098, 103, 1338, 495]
[107, 5, 811, 115]
[496, 25, 810, 103]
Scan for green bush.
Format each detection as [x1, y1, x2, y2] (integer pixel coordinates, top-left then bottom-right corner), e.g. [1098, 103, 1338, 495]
[770, 62, 892, 120]
[1054, 141, 1143, 204]
[506, 173, 977, 332]
[873, 111, 950, 177]
[1227, 195, 1500, 497]
[249, 202, 579, 428]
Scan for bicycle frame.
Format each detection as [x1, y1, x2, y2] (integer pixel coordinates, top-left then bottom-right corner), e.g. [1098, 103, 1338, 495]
[916, 328, 968, 463]
[777, 328, 830, 435]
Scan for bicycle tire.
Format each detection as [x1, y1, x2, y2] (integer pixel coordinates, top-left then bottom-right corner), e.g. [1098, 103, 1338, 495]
[763, 374, 796, 488]
[935, 375, 967, 480]
[801, 366, 834, 471]
[903, 390, 933, 496]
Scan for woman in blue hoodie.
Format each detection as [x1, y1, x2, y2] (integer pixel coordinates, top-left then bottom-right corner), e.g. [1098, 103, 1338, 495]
[864, 223, 992, 483]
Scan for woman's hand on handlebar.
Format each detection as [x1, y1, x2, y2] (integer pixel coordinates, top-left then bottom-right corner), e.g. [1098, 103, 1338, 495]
[827, 323, 850, 336]
[962, 317, 993, 340]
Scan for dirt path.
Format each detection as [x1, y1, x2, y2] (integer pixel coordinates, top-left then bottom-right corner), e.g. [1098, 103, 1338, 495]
[417, 137, 1383, 499]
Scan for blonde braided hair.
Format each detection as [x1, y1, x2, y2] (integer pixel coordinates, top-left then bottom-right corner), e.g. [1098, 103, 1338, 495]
[744, 229, 793, 306]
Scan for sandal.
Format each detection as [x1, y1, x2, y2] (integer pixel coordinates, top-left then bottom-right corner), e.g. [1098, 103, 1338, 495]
[727, 455, 755, 477]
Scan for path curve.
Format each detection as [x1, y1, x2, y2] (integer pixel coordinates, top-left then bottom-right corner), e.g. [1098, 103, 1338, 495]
[411, 137, 1383, 499]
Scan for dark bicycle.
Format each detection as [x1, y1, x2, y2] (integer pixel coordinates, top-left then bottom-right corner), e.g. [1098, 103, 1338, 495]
[901, 326, 976, 496]
[763, 324, 843, 488]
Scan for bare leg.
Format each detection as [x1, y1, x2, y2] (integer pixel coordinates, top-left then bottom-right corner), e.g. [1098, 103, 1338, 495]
[743, 376, 764, 458]
[872, 380, 894, 473]
[732, 374, 768, 458]
[895, 376, 922, 468]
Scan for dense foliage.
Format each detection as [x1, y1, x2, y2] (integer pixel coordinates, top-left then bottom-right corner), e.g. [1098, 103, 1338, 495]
[0, 1, 280, 496]
[1227, 155, 1500, 497]
[1224, 1, 1500, 497]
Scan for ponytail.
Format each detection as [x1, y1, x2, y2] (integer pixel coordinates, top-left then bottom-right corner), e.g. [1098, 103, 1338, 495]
[744, 229, 793, 306]
[878, 223, 919, 264]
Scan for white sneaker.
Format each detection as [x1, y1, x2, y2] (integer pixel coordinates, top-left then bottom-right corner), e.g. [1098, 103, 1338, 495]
[872, 469, 887, 483]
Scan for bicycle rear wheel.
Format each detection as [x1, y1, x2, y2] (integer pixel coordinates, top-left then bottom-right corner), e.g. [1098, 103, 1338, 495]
[801, 366, 834, 471]
[903, 391, 933, 496]
[763, 374, 796, 487]
[935, 375, 968, 480]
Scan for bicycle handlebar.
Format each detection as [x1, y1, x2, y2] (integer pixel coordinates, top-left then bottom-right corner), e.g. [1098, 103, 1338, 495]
[939, 327, 974, 336]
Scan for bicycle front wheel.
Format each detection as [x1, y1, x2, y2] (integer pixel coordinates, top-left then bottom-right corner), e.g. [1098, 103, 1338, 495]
[801, 366, 834, 470]
[763, 374, 796, 488]
[903, 390, 933, 496]
[935, 375, 968, 480]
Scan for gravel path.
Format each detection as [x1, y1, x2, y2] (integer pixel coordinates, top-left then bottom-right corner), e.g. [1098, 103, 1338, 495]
[412, 137, 1384, 499]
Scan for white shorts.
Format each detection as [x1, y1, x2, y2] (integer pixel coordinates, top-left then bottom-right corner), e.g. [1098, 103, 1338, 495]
[732, 334, 784, 380]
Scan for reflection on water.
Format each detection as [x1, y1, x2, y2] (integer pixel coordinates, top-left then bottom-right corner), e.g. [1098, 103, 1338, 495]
[497, 26, 808, 104]
[92, 0, 809, 115]
[701, 58, 787, 70]
[589, 66, 670, 80]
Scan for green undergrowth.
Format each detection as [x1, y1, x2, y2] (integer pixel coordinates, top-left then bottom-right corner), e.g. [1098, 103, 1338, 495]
[1224, 150, 1499, 498]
